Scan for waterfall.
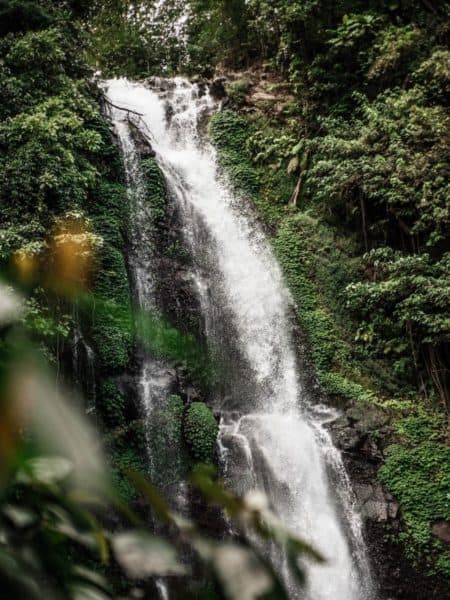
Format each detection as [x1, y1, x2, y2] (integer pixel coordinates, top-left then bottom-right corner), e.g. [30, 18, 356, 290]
[72, 309, 96, 417]
[105, 78, 374, 600]
[109, 104, 176, 479]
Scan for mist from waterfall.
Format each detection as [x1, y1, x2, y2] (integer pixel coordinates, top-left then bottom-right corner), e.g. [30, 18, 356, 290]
[106, 77, 374, 600]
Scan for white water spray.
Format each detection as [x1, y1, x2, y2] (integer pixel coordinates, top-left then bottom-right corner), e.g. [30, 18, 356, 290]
[106, 78, 374, 600]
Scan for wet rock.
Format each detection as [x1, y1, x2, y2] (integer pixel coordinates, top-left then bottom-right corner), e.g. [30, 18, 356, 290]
[129, 121, 155, 158]
[432, 521, 450, 544]
[328, 402, 389, 458]
[347, 404, 390, 431]
[136, 142, 155, 159]
[354, 482, 400, 522]
[210, 78, 227, 100]
[196, 81, 208, 97]
[334, 424, 362, 451]
[144, 76, 177, 92]
[184, 385, 201, 402]
[360, 436, 384, 461]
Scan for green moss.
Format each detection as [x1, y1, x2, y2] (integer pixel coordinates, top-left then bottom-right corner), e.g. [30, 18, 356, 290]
[273, 212, 379, 400]
[142, 158, 167, 225]
[379, 436, 450, 580]
[379, 407, 450, 573]
[98, 379, 126, 427]
[209, 111, 259, 197]
[88, 181, 132, 374]
[184, 402, 218, 464]
[95, 246, 130, 304]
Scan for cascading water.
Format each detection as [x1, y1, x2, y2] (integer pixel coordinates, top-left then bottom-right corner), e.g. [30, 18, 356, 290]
[108, 102, 177, 483]
[72, 308, 96, 417]
[106, 78, 375, 600]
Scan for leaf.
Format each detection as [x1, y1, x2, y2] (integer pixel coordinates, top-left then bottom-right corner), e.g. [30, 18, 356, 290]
[12, 368, 108, 494]
[2, 505, 36, 528]
[291, 141, 302, 155]
[0, 284, 22, 325]
[19, 456, 73, 485]
[112, 532, 186, 579]
[125, 470, 173, 525]
[73, 566, 109, 592]
[287, 156, 299, 174]
[72, 585, 110, 600]
[213, 542, 273, 600]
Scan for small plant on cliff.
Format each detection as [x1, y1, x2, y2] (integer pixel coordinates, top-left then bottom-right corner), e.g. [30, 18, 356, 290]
[184, 401, 218, 463]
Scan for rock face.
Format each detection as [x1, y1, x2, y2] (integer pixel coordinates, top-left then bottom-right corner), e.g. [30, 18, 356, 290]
[354, 482, 399, 522]
[129, 121, 155, 158]
[209, 77, 227, 100]
[326, 400, 449, 599]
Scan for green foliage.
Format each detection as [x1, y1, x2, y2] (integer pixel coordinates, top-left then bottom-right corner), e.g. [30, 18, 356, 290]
[345, 249, 450, 404]
[88, 182, 132, 374]
[379, 412, 450, 580]
[367, 25, 423, 82]
[0, 0, 52, 35]
[0, 0, 135, 437]
[414, 48, 450, 103]
[184, 402, 218, 463]
[23, 293, 70, 334]
[328, 13, 382, 51]
[0, 92, 102, 254]
[90, 273, 131, 370]
[88, 0, 186, 78]
[99, 379, 126, 427]
[111, 447, 147, 502]
[306, 87, 450, 253]
[227, 79, 251, 106]
[0, 23, 108, 267]
[273, 213, 381, 401]
[186, 0, 252, 70]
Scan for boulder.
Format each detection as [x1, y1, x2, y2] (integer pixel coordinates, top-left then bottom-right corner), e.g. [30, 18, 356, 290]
[328, 402, 389, 457]
[354, 482, 399, 522]
[347, 404, 390, 431]
[432, 521, 450, 544]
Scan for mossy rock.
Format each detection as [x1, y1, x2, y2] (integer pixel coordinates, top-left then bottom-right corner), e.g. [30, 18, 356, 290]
[184, 401, 218, 464]
[147, 395, 191, 487]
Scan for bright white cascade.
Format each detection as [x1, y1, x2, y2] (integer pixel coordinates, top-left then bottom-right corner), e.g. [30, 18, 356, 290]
[106, 78, 374, 600]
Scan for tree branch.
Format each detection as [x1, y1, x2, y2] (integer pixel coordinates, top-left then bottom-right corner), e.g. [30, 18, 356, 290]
[103, 97, 144, 117]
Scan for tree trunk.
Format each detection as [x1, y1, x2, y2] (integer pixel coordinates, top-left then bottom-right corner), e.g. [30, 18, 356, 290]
[360, 194, 368, 252]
